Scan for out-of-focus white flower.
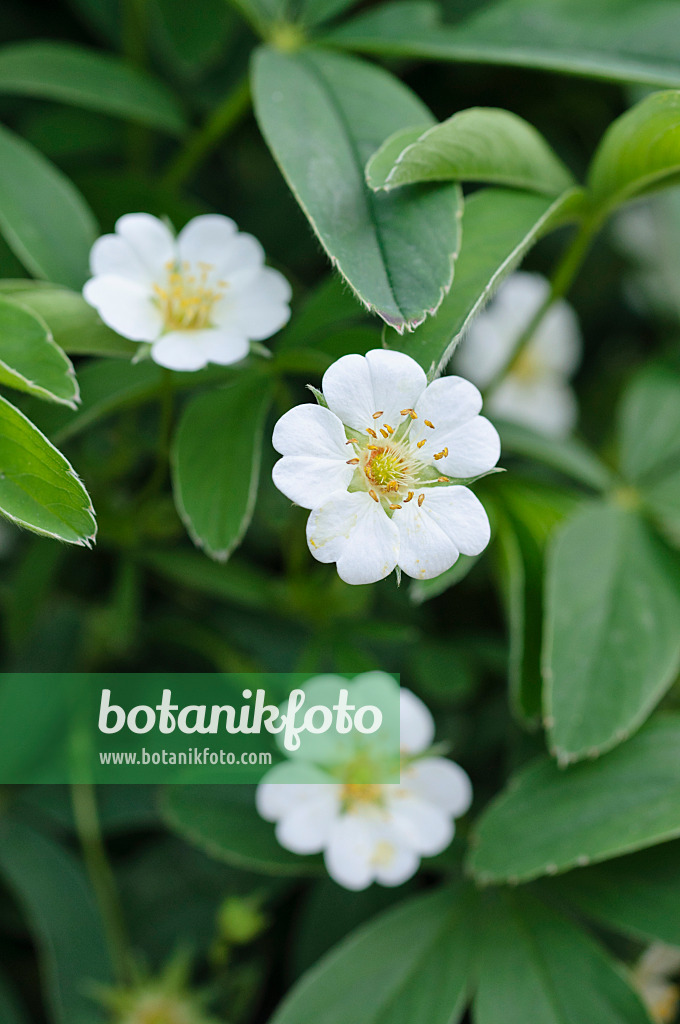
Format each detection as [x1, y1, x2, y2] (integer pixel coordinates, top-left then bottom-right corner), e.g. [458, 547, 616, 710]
[83, 213, 291, 371]
[272, 349, 499, 585]
[631, 943, 680, 1023]
[453, 272, 582, 438]
[256, 677, 472, 891]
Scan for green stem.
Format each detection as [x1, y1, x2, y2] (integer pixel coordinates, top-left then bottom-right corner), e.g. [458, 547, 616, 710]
[483, 216, 599, 399]
[71, 783, 133, 985]
[162, 76, 251, 191]
[138, 369, 175, 502]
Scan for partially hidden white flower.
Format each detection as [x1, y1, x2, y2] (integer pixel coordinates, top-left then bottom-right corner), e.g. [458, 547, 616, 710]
[632, 943, 680, 1024]
[453, 272, 582, 438]
[256, 677, 472, 891]
[83, 213, 291, 371]
[272, 349, 500, 585]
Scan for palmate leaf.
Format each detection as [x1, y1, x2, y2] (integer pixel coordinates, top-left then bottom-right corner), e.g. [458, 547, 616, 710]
[0, 296, 79, 407]
[0, 394, 96, 545]
[366, 108, 575, 197]
[387, 186, 581, 374]
[544, 503, 680, 762]
[469, 714, 680, 885]
[252, 47, 461, 332]
[325, 0, 680, 90]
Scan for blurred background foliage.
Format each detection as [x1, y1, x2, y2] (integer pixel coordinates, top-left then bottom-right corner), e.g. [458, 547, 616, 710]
[0, 0, 680, 1021]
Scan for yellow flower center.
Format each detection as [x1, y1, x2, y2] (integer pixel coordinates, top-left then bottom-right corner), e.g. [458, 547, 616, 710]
[153, 261, 227, 332]
[341, 782, 384, 810]
[511, 345, 542, 383]
[365, 446, 408, 488]
[123, 994, 197, 1024]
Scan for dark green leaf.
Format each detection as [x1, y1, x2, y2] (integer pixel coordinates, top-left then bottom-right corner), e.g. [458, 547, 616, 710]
[500, 420, 614, 492]
[172, 371, 274, 561]
[469, 714, 680, 884]
[0, 41, 185, 133]
[0, 124, 97, 288]
[0, 973, 28, 1024]
[252, 46, 462, 332]
[0, 297, 78, 406]
[545, 503, 680, 762]
[367, 108, 574, 197]
[0, 395, 96, 545]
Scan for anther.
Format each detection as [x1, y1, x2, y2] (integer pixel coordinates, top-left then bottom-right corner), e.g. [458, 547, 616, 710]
[380, 429, 389, 438]
[417, 439, 426, 449]
[437, 476, 448, 483]
[387, 482, 399, 492]
[345, 439, 358, 445]
[346, 458, 360, 465]
[367, 444, 380, 451]
[369, 490, 379, 503]
[404, 492, 414, 503]
[418, 493, 425, 507]
[383, 424, 394, 434]
[401, 408, 417, 419]
[372, 411, 384, 419]
[424, 420, 435, 429]
[367, 428, 377, 438]
[434, 451, 446, 461]
[389, 503, 402, 510]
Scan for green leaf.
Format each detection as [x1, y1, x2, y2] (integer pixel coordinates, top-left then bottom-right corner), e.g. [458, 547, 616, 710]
[474, 889, 650, 1024]
[0, 297, 78, 407]
[172, 371, 274, 561]
[548, 840, 680, 947]
[0, 973, 28, 1024]
[500, 420, 614, 492]
[366, 108, 575, 197]
[387, 187, 581, 374]
[408, 552, 479, 604]
[325, 0, 680, 90]
[0, 124, 97, 288]
[544, 503, 680, 762]
[139, 548, 283, 614]
[252, 46, 462, 332]
[0, 817, 112, 1024]
[0, 394, 96, 545]
[270, 885, 473, 1024]
[299, 0, 361, 27]
[469, 713, 680, 884]
[154, 0, 234, 66]
[0, 281, 137, 357]
[0, 41, 185, 134]
[589, 90, 680, 216]
[162, 785, 320, 875]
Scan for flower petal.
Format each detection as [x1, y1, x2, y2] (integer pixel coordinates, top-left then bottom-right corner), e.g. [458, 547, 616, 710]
[488, 377, 578, 438]
[322, 349, 426, 433]
[150, 330, 208, 371]
[372, 842, 420, 887]
[275, 788, 340, 854]
[177, 215, 265, 290]
[272, 405, 354, 509]
[324, 814, 378, 890]
[388, 795, 454, 856]
[411, 376, 501, 477]
[435, 417, 501, 479]
[114, 213, 175, 277]
[215, 267, 292, 340]
[83, 275, 162, 342]
[532, 297, 582, 376]
[404, 757, 472, 817]
[195, 328, 250, 367]
[90, 234, 154, 283]
[395, 485, 490, 580]
[399, 688, 435, 754]
[306, 490, 399, 585]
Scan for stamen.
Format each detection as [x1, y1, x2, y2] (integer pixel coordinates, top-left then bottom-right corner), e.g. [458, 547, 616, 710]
[416, 439, 426, 449]
[372, 411, 384, 419]
[433, 447, 449, 461]
[369, 490, 379, 503]
[383, 424, 394, 434]
[418, 493, 425, 507]
[437, 476, 448, 483]
[346, 458, 360, 465]
[386, 482, 399, 492]
[404, 492, 414, 503]
[401, 408, 417, 419]
[346, 439, 358, 445]
[367, 444, 380, 451]
[389, 503, 402, 510]
[380, 429, 389, 438]
[424, 420, 435, 429]
[367, 428, 377, 438]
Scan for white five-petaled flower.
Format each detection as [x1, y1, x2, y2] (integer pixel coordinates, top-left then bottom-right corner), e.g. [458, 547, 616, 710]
[453, 272, 582, 438]
[631, 943, 680, 1024]
[272, 349, 500, 585]
[256, 678, 472, 891]
[83, 213, 291, 371]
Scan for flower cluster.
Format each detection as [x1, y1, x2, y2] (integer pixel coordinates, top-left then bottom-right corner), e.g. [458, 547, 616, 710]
[272, 349, 500, 585]
[454, 272, 582, 438]
[256, 675, 471, 891]
[83, 213, 291, 371]
[631, 943, 680, 1024]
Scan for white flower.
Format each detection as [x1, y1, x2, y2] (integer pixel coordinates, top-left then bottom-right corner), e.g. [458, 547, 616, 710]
[631, 943, 680, 1024]
[453, 272, 582, 438]
[83, 213, 291, 371]
[272, 349, 499, 585]
[256, 677, 472, 891]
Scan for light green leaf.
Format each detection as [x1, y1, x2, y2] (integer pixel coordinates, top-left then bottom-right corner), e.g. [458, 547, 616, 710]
[0, 124, 97, 288]
[325, 0, 680, 90]
[548, 840, 680, 947]
[469, 714, 680, 884]
[0, 817, 112, 1024]
[0, 297, 78, 406]
[0, 282, 137, 358]
[252, 46, 462, 332]
[172, 371, 274, 561]
[474, 889, 650, 1024]
[544, 503, 680, 762]
[589, 90, 680, 216]
[0, 41, 185, 134]
[367, 108, 575, 197]
[270, 885, 473, 1024]
[162, 785, 320, 875]
[0, 394, 96, 545]
[387, 187, 581, 374]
